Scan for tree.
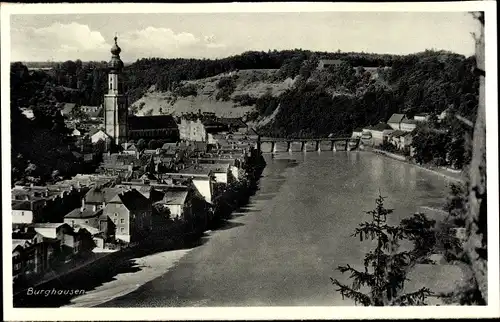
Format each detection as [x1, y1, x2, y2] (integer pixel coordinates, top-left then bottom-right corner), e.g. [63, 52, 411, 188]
[136, 139, 146, 151]
[331, 195, 432, 306]
[148, 139, 157, 149]
[465, 11, 487, 303]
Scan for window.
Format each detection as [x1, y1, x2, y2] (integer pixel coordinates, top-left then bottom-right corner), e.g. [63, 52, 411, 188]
[113, 219, 117, 224]
[114, 213, 118, 217]
[120, 227, 125, 233]
[120, 219, 124, 224]
[85, 220, 89, 224]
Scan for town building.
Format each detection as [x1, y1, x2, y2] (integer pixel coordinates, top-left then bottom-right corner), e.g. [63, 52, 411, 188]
[90, 129, 110, 144]
[101, 37, 180, 147]
[60, 103, 76, 117]
[361, 123, 394, 146]
[101, 188, 153, 243]
[317, 59, 344, 70]
[400, 116, 418, 132]
[153, 186, 191, 220]
[387, 113, 406, 131]
[351, 128, 364, 138]
[12, 200, 45, 224]
[64, 206, 103, 229]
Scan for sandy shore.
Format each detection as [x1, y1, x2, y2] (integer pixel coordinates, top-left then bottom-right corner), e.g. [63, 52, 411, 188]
[64, 249, 192, 307]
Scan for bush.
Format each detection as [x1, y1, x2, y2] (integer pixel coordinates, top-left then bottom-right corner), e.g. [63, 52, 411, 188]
[233, 94, 258, 106]
[216, 76, 238, 101]
[174, 83, 198, 97]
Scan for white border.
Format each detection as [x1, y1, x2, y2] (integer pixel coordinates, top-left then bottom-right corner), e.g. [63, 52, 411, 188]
[2, 2, 498, 320]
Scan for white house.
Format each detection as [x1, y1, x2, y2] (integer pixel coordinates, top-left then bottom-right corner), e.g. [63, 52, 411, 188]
[90, 129, 109, 144]
[362, 123, 394, 146]
[400, 117, 418, 132]
[351, 128, 364, 138]
[413, 113, 430, 122]
[71, 128, 82, 137]
[155, 188, 190, 220]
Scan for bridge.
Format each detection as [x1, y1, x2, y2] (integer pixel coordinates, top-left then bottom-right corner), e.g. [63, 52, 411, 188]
[258, 137, 362, 153]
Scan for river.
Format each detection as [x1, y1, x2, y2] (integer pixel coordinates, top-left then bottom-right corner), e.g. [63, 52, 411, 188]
[89, 151, 454, 307]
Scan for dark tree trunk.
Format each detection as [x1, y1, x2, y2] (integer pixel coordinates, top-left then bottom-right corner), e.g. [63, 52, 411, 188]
[465, 11, 487, 304]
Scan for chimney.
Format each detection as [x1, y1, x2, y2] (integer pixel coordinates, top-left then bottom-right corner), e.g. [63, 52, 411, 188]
[92, 204, 97, 211]
[81, 198, 85, 209]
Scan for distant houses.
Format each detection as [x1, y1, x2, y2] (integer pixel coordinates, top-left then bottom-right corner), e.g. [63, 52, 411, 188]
[357, 112, 433, 153]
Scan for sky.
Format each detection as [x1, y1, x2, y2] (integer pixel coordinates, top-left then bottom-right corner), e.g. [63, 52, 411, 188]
[10, 12, 480, 62]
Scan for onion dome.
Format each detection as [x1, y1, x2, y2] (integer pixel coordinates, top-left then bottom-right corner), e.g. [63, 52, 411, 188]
[108, 36, 124, 72]
[111, 36, 121, 55]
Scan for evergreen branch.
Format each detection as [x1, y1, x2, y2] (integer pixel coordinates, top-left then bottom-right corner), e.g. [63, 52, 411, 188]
[331, 278, 372, 306]
[391, 287, 433, 306]
[337, 264, 376, 289]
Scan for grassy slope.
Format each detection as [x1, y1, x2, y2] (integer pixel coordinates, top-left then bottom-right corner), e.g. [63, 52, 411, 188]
[130, 69, 296, 118]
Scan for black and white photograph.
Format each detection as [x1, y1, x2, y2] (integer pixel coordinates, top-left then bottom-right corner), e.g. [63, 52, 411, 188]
[1, 1, 498, 320]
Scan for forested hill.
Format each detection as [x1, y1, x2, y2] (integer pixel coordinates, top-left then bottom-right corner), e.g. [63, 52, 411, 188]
[11, 49, 478, 184]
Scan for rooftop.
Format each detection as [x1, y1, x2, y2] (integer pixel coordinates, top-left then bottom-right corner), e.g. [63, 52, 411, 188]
[387, 113, 406, 124]
[12, 200, 32, 210]
[65, 207, 103, 219]
[157, 189, 189, 205]
[128, 115, 177, 130]
[85, 187, 127, 204]
[177, 165, 213, 176]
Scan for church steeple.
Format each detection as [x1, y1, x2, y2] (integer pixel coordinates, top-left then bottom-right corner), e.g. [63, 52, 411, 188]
[108, 34, 124, 75]
[104, 34, 128, 146]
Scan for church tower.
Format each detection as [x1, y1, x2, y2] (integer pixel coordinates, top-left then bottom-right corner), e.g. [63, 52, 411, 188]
[104, 35, 128, 145]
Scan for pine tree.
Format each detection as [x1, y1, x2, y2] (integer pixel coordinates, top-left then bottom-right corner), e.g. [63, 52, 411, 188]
[331, 195, 432, 306]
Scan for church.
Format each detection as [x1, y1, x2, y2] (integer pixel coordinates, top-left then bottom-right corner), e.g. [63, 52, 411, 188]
[103, 36, 179, 146]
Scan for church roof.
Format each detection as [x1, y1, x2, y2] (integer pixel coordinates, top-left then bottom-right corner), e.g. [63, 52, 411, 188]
[128, 115, 178, 130]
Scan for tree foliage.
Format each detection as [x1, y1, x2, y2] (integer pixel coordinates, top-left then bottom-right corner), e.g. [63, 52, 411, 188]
[331, 195, 433, 306]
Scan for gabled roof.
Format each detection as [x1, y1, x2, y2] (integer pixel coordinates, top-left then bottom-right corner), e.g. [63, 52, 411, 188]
[85, 187, 126, 204]
[65, 207, 103, 219]
[74, 224, 100, 235]
[121, 143, 137, 151]
[387, 113, 406, 124]
[110, 189, 150, 212]
[158, 188, 189, 206]
[61, 103, 76, 115]
[353, 127, 364, 132]
[89, 128, 106, 137]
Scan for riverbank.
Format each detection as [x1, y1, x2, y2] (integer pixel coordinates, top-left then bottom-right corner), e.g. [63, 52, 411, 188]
[13, 156, 267, 308]
[64, 248, 192, 307]
[369, 148, 466, 184]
